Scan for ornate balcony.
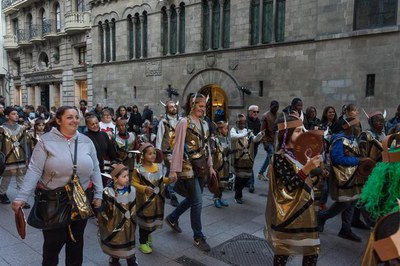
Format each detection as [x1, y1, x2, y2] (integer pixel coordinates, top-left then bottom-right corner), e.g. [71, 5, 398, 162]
[2, 0, 41, 15]
[64, 12, 91, 34]
[29, 24, 44, 42]
[3, 34, 18, 50]
[42, 19, 63, 38]
[17, 29, 31, 46]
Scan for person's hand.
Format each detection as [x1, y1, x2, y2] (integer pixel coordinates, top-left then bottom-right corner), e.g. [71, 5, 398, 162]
[209, 167, 217, 179]
[92, 198, 102, 209]
[302, 155, 321, 175]
[12, 200, 25, 213]
[145, 186, 154, 196]
[169, 172, 177, 181]
[247, 130, 253, 136]
[168, 175, 177, 184]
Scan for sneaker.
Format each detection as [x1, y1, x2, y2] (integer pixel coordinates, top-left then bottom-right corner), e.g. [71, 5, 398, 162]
[351, 220, 371, 230]
[234, 198, 243, 204]
[193, 237, 211, 252]
[165, 215, 182, 233]
[338, 230, 362, 242]
[147, 234, 153, 247]
[0, 194, 10, 204]
[220, 199, 229, 207]
[22, 203, 31, 209]
[170, 194, 179, 207]
[126, 256, 138, 266]
[139, 243, 152, 254]
[109, 257, 121, 266]
[248, 184, 255, 193]
[214, 199, 222, 208]
[257, 173, 265, 180]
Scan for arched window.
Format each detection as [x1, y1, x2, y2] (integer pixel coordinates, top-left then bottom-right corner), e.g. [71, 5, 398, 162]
[111, 18, 116, 61]
[27, 14, 33, 39]
[161, 7, 168, 55]
[251, 0, 285, 45]
[143, 12, 148, 58]
[55, 3, 61, 32]
[134, 13, 141, 59]
[41, 9, 46, 35]
[128, 15, 134, 59]
[105, 20, 111, 62]
[99, 22, 104, 62]
[202, 0, 230, 50]
[38, 52, 49, 69]
[76, 0, 85, 12]
[179, 3, 185, 53]
[170, 6, 177, 54]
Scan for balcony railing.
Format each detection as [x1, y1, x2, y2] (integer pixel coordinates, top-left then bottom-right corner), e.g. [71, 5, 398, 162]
[42, 19, 62, 37]
[29, 24, 43, 41]
[2, 0, 36, 14]
[64, 11, 91, 33]
[17, 29, 31, 45]
[3, 34, 18, 49]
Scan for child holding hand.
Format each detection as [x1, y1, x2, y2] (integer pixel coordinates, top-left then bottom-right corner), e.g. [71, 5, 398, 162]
[132, 143, 176, 254]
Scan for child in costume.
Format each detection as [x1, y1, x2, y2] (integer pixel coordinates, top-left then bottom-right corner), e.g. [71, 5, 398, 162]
[230, 114, 264, 204]
[27, 117, 47, 154]
[359, 132, 400, 265]
[210, 120, 231, 208]
[98, 163, 137, 266]
[265, 113, 321, 266]
[115, 118, 137, 173]
[132, 142, 174, 254]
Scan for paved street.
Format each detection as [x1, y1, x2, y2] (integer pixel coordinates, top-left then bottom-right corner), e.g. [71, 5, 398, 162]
[0, 147, 369, 266]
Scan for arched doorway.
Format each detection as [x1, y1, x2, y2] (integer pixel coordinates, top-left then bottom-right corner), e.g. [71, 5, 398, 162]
[199, 84, 228, 122]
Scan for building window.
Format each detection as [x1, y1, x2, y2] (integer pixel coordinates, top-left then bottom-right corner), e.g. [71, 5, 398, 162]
[100, 20, 116, 62]
[135, 14, 141, 59]
[162, 3, 185, 55]
[143, 12, 148, 58]
[105, 20, 111, 62]
[250, 0, 285, 45]
[354, 0, 397, 30]
[129, 12, 147, 59]
[366, 74, 375, 97]
[79, 47, 86, 65]
[112, 19, 116, 60]
[41, 10, 46, 35]
[202, 0, 230, 51]
[55, 4, 61, 32]
[128, 15, 134, 59]
[99, 22, 104, 62]
[12, 19, 19, 35]
[76, 0, 85, 12]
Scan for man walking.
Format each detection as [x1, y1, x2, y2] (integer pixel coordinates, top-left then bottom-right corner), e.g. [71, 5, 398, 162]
[246, 105, 261, 193]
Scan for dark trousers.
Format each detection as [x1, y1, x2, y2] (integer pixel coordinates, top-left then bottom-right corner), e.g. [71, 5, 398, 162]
[42, 219, 88, 266]
[139, 227, 155, 244]
[319, 201, 355, 232]
[235, 176, 249, 199]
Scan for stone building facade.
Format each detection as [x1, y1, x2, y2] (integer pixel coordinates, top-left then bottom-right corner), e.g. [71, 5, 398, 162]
[88, 0, 400, 121]
[3, 0, 400, 121]
[2, 0, 91, 110]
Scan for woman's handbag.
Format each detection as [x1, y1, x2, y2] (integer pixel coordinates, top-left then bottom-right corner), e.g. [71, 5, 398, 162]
[191, 156, 209, 178]
[65, 137, 94, 221]
[27, 186, 72, 230]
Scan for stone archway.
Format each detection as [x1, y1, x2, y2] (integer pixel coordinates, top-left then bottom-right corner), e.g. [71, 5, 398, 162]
[182, 68, 243, 112]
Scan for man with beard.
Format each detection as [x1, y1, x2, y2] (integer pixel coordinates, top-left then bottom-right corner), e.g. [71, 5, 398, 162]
[246, 105, 261, 193]
[156, 100, 180, 207]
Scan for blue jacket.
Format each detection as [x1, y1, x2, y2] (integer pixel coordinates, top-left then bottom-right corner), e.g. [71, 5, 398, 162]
[330, 132, 359, 167]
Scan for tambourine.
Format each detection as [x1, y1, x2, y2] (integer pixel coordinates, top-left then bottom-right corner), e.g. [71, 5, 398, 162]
[293, 130, 324, 165]
[15, 207, 26, 239]
[356, 157, 376, 179]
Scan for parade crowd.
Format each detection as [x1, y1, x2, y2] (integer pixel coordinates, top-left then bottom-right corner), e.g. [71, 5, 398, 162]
[0, 94, 399, 266]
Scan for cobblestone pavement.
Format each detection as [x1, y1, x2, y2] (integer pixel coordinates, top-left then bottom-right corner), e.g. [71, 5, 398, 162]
[0, 147, 369, 266]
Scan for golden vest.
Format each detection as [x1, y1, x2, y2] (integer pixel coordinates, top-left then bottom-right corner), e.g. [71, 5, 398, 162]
[211, 134, 230, 181]
[330, 137, 362, 202]
[232, 129, 255, 178]
[0, 124, 28, 165]
[265, 151, 319, 256]
[359, 130, 384, 162]
[179, 117, 210, 179]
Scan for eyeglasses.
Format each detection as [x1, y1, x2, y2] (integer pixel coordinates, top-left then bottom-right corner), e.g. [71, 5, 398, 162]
[252, 111, 259, 113]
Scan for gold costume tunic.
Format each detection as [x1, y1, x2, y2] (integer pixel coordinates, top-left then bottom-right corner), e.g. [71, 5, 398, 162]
[330, 138, 362, 202]
[115, 133, 136, 172]
[0, 124, 28, 176]
[211, 134, 231, 186]
[98, 186, 136, 259]
[179, 117, 210, 179]
[132, 163, 167, 231]
[27, 130, 44, 154]
[265, 151, 320, 256]
[231, 129, 256, 178]
[359, 130, 385, 162]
